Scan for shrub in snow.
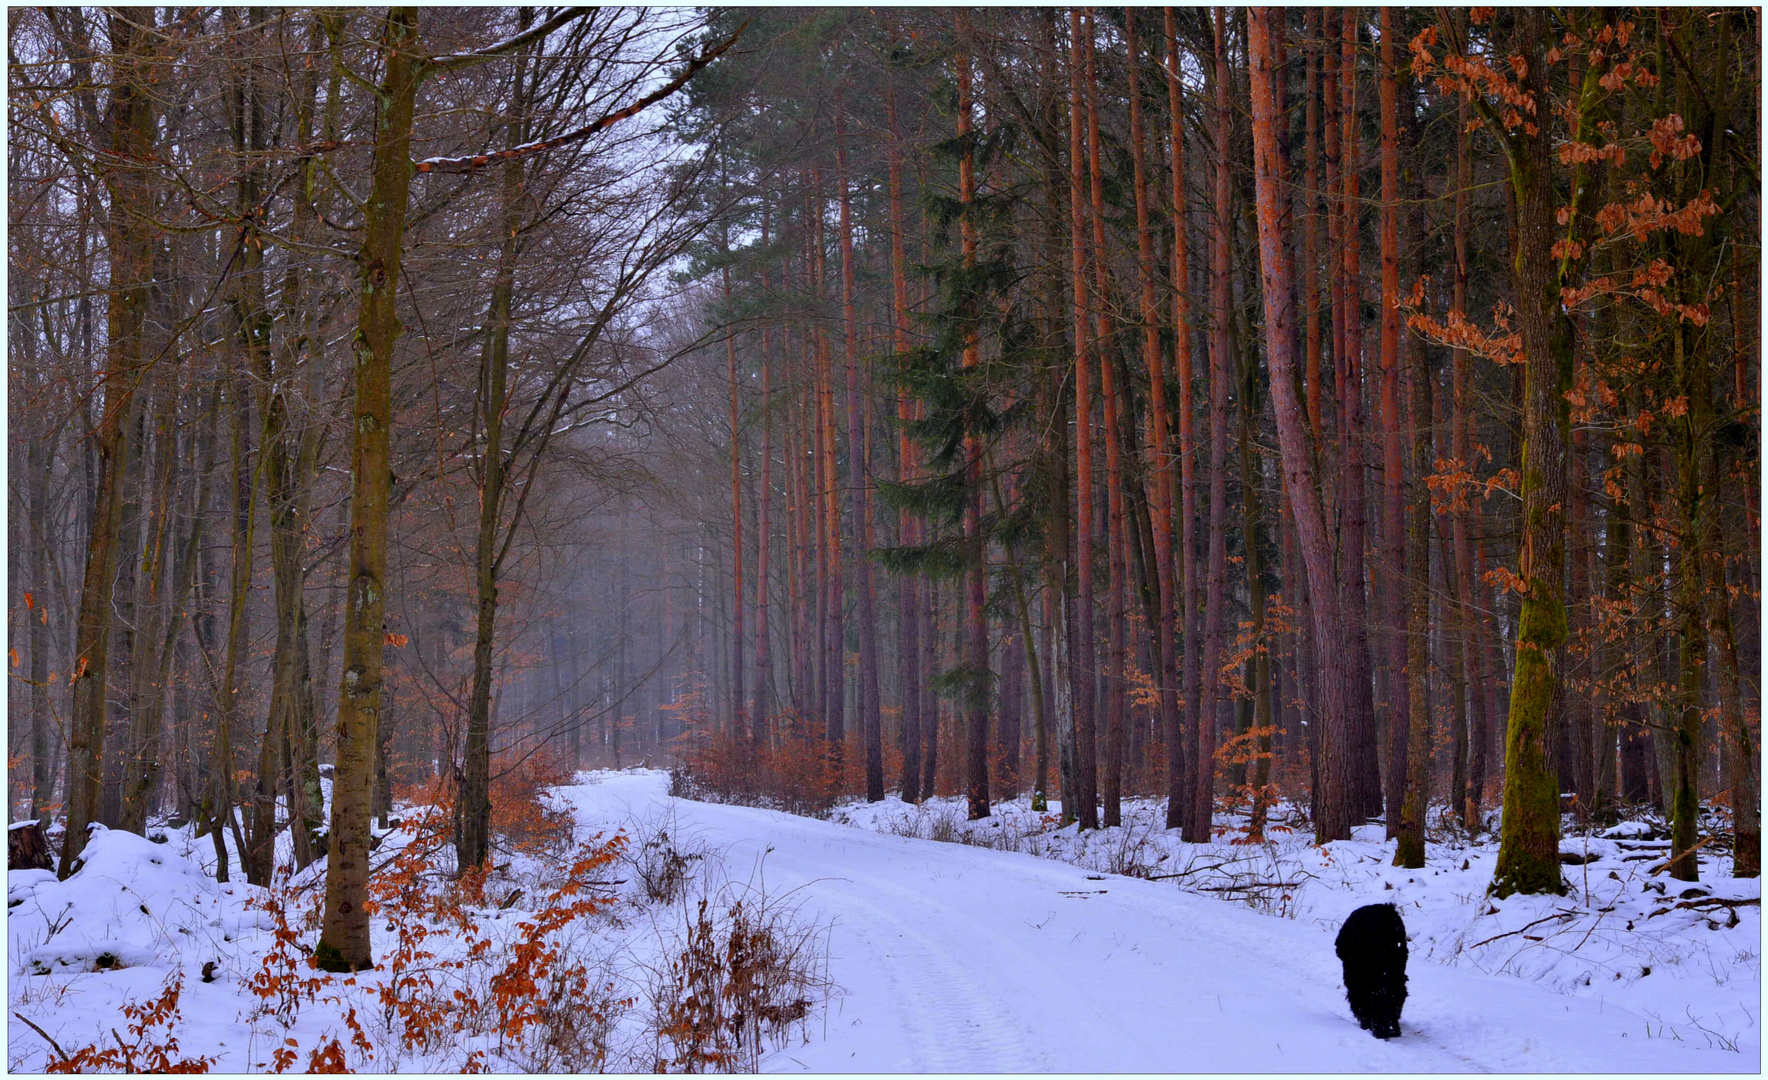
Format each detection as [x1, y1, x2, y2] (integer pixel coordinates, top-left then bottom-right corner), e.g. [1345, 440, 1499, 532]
[644, 877, 832, 1072]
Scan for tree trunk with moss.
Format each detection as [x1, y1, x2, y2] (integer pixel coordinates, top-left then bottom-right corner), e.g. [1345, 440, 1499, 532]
[1490, 9, 1579, 898]
[316, 7, 420, 972]
[1667, 321, 1708, 884]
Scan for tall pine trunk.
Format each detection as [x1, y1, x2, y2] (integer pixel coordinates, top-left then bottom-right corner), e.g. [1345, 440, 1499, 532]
[1127, 10, 1180, 838]
[1337, 10, 1380, 822]
[887, 82, 923, 802]
[1195, 6, 1234, 840]
[754, 241, 775, 743]
[1248, 5, 1359, 845]
[726, 256, 746, 743]
[1082, 15, 1123, 827]
[956, 31, 990, 819]
[838, 110, 885, 802]
[1164, 9, 1199, 834]
[1065, 9, 1099, 830]
[1376, 7, 1409, 841]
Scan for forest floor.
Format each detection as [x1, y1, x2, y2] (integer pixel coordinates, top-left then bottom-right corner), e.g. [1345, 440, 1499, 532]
[8, 768, 1759, 1072]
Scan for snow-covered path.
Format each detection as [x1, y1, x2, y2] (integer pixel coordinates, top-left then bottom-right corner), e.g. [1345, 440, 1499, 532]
[566, 771, 1749, 1073]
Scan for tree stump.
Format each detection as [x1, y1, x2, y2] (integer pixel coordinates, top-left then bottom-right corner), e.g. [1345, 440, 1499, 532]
[9, 821, 52, 871]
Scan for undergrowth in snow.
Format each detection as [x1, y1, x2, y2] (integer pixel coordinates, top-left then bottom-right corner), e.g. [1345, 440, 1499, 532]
[8, 780, 831, 1073]
[833, 794, 1761, 1056]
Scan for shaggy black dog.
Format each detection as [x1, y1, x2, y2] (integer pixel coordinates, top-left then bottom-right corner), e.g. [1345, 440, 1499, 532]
[1335, 903, 1408, 1039]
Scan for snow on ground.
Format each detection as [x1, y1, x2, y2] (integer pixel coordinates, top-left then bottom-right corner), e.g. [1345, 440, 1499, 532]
[832, 790, 1761, 1069]
[9, 770, 1759, 1072]
[7, 785, 825, 1073]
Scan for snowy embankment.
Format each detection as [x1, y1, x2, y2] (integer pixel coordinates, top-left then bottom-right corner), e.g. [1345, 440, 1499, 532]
[7, 779, 827, 1073]
[9, 770, 1758, 1072]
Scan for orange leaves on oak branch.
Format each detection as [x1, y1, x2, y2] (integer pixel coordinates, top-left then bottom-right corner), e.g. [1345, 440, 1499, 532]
[1644, 114, 1702, 167]
[303, 1035, 351, 1073]
[486, 838, 626, 1046]
[1484, 564, 1532, 599]
[362, 822, 625, 1063]
[1414, 15, 1663, 150]
[1562, 377, 1620, 425]
[246, 882, 329, 1029]
[1409, 26, 1537, 126]
[1558, 139, 1627, 168]
[1426, 457, 1482, 514]
[1594, 190, 1719, 243]
[1405, 301, 1524, 367]
[489, 749, 579, 855]
[1597, 56, 1658, 93]
[238, 792, 625, 1070]
[1561, 261, 1715, 325]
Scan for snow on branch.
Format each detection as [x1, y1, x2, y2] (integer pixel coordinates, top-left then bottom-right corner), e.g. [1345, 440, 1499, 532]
[426, 7, 593, 70]
[415, 22, 747, 176]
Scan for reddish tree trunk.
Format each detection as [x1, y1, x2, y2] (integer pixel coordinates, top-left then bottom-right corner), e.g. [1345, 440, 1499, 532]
[1066, 9, 1099, 830]
[1165, 8, 1200, 834]
[752, 227, 775, 744]
[810, 183, 844, 759]
[1449, 80, 1487, 829]
[1338, 8, 1381, 821]
[1303, 10, 1325, 446]
[956, 32, 990, 819]
[1083, 14, 1125, 827]
[837, 108, 885, 801]
[1128, 9, 1181, 839]
[1248, 7, 1359, 844]
[1376, 6, 1408, 839]
[887, 76, 923, 802]
[724, 263, 746, 741]
[1195, 6, 1234, 840]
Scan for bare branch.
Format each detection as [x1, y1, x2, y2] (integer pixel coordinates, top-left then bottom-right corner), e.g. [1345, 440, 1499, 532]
[425, 6, 593, 71]
[414, 21, 747, 174]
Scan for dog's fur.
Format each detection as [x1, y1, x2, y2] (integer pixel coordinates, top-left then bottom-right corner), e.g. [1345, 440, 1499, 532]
[1335, 903, 1408, 1039]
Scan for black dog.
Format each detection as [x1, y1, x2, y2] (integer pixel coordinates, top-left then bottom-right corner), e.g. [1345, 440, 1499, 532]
[1335, 903, 1408, 1039]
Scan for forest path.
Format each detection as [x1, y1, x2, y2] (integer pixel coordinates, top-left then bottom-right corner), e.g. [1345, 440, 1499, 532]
[562, 771, 1736, 1073]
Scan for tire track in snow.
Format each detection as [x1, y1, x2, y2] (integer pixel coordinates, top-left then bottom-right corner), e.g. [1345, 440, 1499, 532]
[753, 828, 1159, 1071]
[804, 873, 1048, 1072]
